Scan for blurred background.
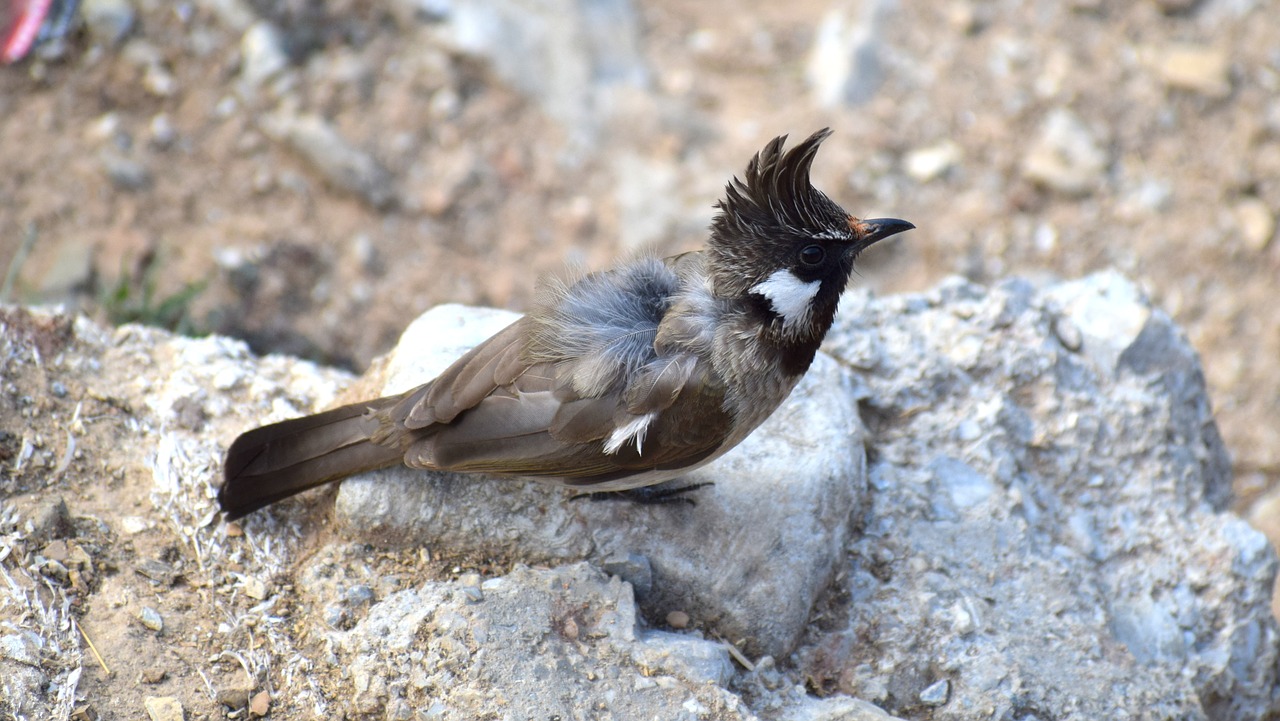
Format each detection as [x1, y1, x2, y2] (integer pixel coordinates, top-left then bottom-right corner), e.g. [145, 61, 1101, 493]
[2, 0, 1278, 550]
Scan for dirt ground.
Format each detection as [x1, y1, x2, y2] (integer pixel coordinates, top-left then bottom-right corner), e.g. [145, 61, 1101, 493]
[2, 0, 1279, 717]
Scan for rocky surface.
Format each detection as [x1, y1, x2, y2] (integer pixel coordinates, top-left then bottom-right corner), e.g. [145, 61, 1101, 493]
[1, 268, 1277, 719]
[334, 304, 866, 660]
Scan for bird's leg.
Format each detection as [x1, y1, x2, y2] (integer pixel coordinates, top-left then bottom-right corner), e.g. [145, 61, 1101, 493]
[574, 482, 715, 506]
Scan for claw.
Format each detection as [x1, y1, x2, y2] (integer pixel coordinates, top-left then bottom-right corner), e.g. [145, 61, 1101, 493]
[574, 482, 715, 507]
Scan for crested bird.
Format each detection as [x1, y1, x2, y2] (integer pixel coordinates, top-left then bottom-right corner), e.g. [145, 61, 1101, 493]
[219, 128, 913, 520]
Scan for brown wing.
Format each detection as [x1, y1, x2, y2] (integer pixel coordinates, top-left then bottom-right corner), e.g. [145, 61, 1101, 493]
[371, 322, 732, 486]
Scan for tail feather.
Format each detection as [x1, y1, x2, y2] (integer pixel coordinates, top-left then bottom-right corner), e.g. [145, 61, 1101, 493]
[220, 400, 405, 520]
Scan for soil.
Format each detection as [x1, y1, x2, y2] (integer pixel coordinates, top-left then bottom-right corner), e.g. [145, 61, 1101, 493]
[2, 0, 1278, 718]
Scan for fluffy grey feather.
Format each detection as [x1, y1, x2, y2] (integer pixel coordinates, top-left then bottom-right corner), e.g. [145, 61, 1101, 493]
[526, 257, 681, 398]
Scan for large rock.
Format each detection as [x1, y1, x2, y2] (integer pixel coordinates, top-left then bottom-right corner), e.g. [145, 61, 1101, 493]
[813, 271, 1273, 719]
[334, 304, 867, 659]
[1, 269, 1276, 720]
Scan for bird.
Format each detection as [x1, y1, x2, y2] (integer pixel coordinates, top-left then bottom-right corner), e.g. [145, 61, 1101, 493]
[219, 128, 913, 520]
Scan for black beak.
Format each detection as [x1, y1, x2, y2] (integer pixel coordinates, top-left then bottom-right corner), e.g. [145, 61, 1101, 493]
[855, 217, 915, 245]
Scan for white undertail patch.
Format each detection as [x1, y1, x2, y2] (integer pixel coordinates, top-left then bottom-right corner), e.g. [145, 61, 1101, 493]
[604, 412, 659, 455]
[750, 269, 821, 330]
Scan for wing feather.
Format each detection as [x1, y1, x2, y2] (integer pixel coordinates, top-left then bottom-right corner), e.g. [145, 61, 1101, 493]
[403, 319, 527, 427]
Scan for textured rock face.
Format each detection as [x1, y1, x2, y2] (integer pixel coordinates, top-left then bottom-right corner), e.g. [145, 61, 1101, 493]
[815, 272, 1271, 719]
[2, 271, 1276, 720]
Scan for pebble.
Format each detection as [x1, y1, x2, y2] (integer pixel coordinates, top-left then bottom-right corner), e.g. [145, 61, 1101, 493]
[217, 688, 252, 709]
[137, 558, 179, 586]
[260, 113, 398, 210]
[344, 584, 375, 607]
[920, 679, 951, 706]
[243, 576, 270, 600]
[120, 516, 150, 534]
[26, 496, 73, 541]
[37, 236, 97, 297]
[1234, 197, 1275, 251]
[138, 606, 164, 632]
[82, 0, 136, 46]
[143, 696, 183, 721]
[1152, 44, 1231, 98]
[240, 21, 290, 89]
[1053, 315, 1084, 352]
[100, 151, 153, 191]
[149, 114, 177, 149]
[459, 573, 484, 603]
[249, 691, 271, 717]
[601, 552, 653, 599]
[1022, 108, 1108, 196]
[904, 140, 963, 182]
[665, 610, 690, 629]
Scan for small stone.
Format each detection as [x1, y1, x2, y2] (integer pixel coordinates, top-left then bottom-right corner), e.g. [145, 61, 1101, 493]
[100, 151, 153, 191]
[143, 696, 183, 721]
[1022, 108, 1108, 196]
[42, 539, 70, 563]
[141, 667, 167, 684]
[37, 236, 96, 298]
[260, 113, 397, 209]
[562, 617, 580, 640]
[26, 496, 73, 541]
[344, 584, 375, 607]
[947, 1, 979, 33]
[120, 516, 150, 534]
[149, 114, 177, 149]
[243, 576, 269, 600]
[601, 553, 653, 599]
[904, 140, 963, 182]
[920, 678, 951, 706]
[807, 5, 890, 107]
[137, 558, 179, 586]
[240, 21, 290, 89]
[1234, 197, 1275, 251]
[138, 606, 164, 632]
[666, 610, 690, 629]
[459, 573, 484, 603]
[216, 688, 251, 709]
[249, 691, 270, 717]
[1152, 45, 1231, 98]
[82, 0, 135, 46]
[1053, 315, 1084, 352]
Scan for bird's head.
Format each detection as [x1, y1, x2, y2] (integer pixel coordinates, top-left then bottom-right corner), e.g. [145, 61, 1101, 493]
[709, 128, 913, 342]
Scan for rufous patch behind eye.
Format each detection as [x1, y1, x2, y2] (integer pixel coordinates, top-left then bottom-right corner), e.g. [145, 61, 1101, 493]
[848, 216, 872, 235]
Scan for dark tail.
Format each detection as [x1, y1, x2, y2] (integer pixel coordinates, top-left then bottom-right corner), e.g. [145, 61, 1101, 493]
[219, 398, 405, 520]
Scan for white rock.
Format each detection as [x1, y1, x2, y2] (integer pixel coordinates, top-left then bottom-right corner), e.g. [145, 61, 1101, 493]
[1022, 108, 1108, 196]
[904, 140, 962, 183]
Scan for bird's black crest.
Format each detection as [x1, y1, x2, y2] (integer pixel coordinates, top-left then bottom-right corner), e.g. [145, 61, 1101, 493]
[713, 128, 847, 240]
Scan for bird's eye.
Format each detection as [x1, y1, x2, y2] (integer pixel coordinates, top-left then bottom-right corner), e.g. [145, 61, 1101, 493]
[799, 244, 825, 267]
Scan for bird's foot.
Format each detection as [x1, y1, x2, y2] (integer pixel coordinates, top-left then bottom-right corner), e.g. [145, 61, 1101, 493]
[575, 482, 714, 506]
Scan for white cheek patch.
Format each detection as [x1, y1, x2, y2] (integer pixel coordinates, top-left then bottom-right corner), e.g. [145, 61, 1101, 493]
[750, 269, 821, 329]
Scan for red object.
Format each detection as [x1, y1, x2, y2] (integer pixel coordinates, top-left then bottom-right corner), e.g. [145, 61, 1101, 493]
[3, 0, 54, 64]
